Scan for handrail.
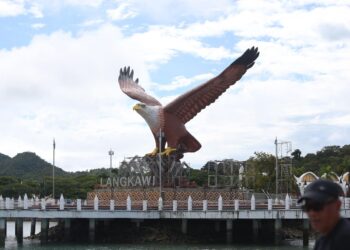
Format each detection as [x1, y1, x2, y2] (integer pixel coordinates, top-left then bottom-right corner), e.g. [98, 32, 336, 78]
[1, 195, 349, 212]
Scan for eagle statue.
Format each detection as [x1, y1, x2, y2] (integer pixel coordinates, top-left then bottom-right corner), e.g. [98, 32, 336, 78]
[118, 46, 259, 159]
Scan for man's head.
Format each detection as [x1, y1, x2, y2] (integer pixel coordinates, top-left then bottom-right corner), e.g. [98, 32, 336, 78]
[298, 179, 344, 235]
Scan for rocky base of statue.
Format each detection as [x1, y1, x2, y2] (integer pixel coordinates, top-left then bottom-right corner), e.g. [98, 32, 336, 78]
[117, 153, 192, 188]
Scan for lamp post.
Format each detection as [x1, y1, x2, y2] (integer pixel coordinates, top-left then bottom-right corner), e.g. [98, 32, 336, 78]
[109, 149, 114, 200]
[53, 139, 56, 199]
[275, 137, 278, 201]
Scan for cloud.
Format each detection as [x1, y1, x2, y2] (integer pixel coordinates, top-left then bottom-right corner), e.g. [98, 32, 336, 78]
[156, 73, 215, 91]
[28, 3, 43, 18]
[1, 1, 350, 172]
[116, 0, 234, 23]
[0, 0, 43, 18]
[0, 25, 149, 171]
[31, 23, 45, 29]
[80, 19, 104, 27]
[0, 0, 26, 17]
[319, 23, 350, 41]
[0, 23, 234, 170]
[63, 0, 103, 7]
[106, 3, 137, 20]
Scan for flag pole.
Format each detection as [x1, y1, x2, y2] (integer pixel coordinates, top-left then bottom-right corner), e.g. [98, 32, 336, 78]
[159, 129, 162, 198]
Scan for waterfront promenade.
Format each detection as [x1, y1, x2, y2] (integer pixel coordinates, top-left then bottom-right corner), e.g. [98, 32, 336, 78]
[1, 194, 350, 247]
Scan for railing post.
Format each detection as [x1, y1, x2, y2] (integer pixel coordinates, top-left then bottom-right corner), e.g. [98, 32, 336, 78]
[5, 198, 10, 209]
[188, 196, 192, 211]
[23, 194, 28, 210]
[203, 200, 208, 211]
[127, 195, 131, 211]
[234, 199, 239, 211]
[274, 197, 279, 205]
[11, 198, 14, 209]
[35, 197, 39, 206]
[94, 195, 99, 211]
[345, 197, 350, 209]
[0, 196, 3, 209]
[60, 194, 65, 210]
[18, 196, 23, 208]
[77, 199, 81, 211]
[41, 198, 46, 210]
[158, 197, 163, 211]
[340, 196, 345, 209]
[218, 195, 223, 211]
[173, 200, 177, 212]
[285, 194, 290, 210]
[251, 194, 256, 210]
[143, 200, 147, 211]
[268, 198, 273, 210]
[110, 200, 115, 211]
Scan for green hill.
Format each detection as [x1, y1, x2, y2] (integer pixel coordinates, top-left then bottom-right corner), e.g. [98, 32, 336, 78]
[0, 152, 103, 198]
[0, 153, 11, 164]
[0, 152, 67, 180]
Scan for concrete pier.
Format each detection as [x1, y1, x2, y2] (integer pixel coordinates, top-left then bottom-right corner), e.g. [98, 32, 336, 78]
[214, 220, 220, 232]
[303, 219, 309, 246]
[0, 218, 5, 247]
[40, 219, 49, 244]
[181, 219, 187, 234]
[252, 220, 260, 243]
[15, 218, 23, 245]
[64, 218, 71, 242]
[274, 219, 282, 245]
[136, 221, 141, 231]
[131, 219, 142, 231]
[226, 219, 233, 244]
[103, 219, 111, 236]
[30, 218, 36, 236]
[89, 219, 95, 243]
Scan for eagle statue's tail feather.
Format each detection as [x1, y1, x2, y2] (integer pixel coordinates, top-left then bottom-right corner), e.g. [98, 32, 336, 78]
[179, 132, 201, 153]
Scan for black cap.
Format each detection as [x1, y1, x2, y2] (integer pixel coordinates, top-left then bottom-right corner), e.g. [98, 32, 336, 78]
[298, 179, 344, 204]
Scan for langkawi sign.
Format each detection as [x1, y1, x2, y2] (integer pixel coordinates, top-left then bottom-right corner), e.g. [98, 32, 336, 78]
[100, 175, 156, 188]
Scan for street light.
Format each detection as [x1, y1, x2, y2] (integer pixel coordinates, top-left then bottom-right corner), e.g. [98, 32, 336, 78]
[275, 137, 278, 201]
[53, 139, 56, 200]
[109, 150, 114, 200]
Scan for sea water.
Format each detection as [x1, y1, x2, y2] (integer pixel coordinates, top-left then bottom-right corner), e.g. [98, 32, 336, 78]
[3, 221, 313, 249]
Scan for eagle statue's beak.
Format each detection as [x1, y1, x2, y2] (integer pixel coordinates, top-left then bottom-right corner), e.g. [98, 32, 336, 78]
[133, 104, 141, 111]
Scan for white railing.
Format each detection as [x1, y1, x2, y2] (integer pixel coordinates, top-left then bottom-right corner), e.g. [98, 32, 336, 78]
[1, 193, 349, 212]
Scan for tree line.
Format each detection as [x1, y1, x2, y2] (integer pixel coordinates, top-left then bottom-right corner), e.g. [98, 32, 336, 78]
[1, 145, 350, 198]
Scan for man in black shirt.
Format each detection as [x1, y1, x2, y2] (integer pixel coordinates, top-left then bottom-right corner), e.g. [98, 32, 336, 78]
[298, 179, 350, 250]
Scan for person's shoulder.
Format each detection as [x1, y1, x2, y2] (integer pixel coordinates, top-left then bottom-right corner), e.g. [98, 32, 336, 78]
[334, 218, 350, 244]
[339, 218, 350, 231]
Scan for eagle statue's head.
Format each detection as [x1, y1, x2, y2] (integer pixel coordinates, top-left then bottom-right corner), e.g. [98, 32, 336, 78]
[133, 103, 163, 133]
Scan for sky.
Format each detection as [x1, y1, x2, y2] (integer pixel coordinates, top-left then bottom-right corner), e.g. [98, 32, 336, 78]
[0, 0, 350, 172]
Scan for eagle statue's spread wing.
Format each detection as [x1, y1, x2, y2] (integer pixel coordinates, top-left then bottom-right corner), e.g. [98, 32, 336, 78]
[118, 66, 161, 106]
[164, 47, 259, 124]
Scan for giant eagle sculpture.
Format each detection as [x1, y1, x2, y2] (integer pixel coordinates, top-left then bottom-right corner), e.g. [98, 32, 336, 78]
[118, 47, 259, 158]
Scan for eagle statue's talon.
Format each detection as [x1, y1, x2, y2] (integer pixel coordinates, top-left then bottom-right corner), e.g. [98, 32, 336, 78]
[146, 148, 159, 157]
[161, 147, 177, 156]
